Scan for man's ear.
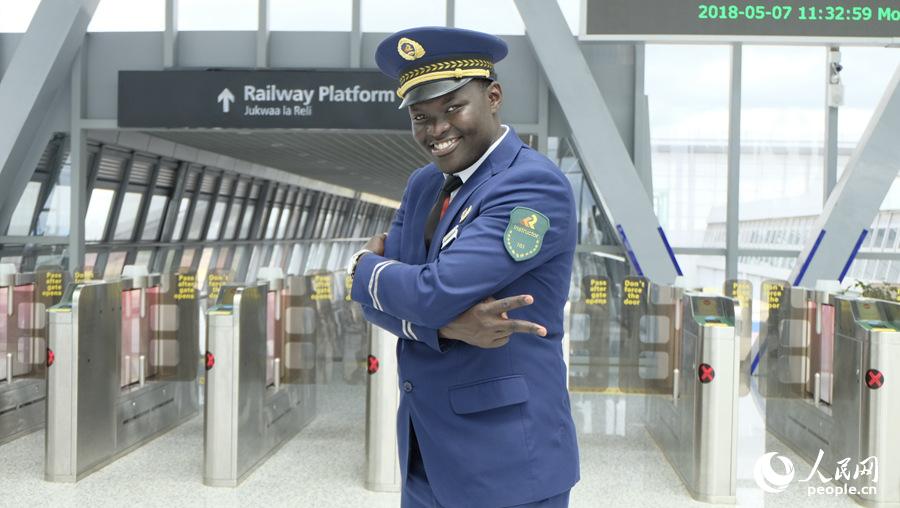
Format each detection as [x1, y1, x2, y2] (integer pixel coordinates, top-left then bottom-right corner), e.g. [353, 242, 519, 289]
[487, 82, 503, 114]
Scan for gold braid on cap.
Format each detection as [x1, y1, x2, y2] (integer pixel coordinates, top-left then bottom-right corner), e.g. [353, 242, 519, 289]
[397, 58, 494, 98]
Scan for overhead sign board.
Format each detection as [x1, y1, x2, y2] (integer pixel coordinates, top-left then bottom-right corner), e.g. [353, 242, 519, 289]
[580, 0, 900, 43]
[118, 70, 409, 129]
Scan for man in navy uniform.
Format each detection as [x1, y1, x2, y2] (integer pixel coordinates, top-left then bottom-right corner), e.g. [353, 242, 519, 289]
[347, 27, 579, 507]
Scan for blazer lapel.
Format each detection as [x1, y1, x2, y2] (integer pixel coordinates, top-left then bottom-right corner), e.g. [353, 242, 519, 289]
[411, 169, 444, 263]
[426, 129, 525, 261]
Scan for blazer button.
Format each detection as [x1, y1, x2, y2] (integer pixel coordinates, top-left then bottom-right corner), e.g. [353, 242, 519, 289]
[403, 381, 413, 393]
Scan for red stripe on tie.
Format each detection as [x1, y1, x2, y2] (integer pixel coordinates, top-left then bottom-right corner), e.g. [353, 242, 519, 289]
[439, 196, 451, 220]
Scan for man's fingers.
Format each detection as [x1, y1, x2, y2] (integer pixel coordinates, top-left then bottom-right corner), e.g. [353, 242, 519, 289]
[504, 319, 547, 337]
[485, 294, 534, 314]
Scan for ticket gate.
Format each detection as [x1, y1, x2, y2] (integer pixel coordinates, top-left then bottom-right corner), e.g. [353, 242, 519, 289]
[832, 295, 900, 505]
[567, 275, 679, 393]
[646, 289, 740, 503]
[365, 324, 401, 492]
[764, 280, 900, 505]
[0, 264, 66, 444]
[567, 275, 612, 390]
[308, 272, 341, 384]
[724, 279, 753, 396]
[335, 271, 370, 384]
[45, 267, 200, 482]
[204, 269, 316, 487]
[763, 281, 836, 459]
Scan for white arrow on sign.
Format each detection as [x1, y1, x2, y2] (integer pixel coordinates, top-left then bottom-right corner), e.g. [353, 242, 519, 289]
[217, 88, 235, 113]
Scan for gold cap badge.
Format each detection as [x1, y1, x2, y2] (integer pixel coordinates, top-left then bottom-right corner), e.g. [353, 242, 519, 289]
[398, 37, 425, 61]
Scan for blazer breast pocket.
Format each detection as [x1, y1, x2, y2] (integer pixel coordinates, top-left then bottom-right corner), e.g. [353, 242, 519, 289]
[448, 375, 529, 415]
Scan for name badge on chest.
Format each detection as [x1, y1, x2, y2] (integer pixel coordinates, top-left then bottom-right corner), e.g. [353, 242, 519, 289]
[441, 225, 460, 251]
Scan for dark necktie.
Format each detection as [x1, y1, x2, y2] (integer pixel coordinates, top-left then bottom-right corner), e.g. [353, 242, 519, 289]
[424, 175, 463, 250]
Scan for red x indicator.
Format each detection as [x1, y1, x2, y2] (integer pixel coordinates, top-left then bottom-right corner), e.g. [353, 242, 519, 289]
[47, 348, 55, 368]
[367, 355, 379, 375]
[698, 363, 715, 384]
[866, 369, 884, 389]
[205, 351, 215, 371]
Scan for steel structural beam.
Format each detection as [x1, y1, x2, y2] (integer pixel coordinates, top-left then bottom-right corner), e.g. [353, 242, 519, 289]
[725, 44, 742, 280]
[164, 0, 178, 68]
[790, 64, 900, 287]
[69, 49, 89, 273]
[514, 0, 679, 284]
[823, 47, 841, 204]
[446, 0, 455, 27]
[349, 0, 361, 68]
[632, 43, 653, 197]
[256, 0, 269, 68]
[0, 0, 99, 234]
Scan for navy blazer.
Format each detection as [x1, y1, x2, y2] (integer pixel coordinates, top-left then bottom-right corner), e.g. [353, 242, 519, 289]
[351, 128, 580, 507]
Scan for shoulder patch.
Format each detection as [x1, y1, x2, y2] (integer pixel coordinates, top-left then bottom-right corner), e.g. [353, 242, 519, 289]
[504, 207, 550, 262]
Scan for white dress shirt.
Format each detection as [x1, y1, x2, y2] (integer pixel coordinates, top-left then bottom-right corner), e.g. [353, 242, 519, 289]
[447, 124, 510, 199]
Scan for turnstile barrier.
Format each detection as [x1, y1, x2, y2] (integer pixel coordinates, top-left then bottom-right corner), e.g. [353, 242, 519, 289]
[764, 282, 837, 464]
[567, 276, 680, 394]
[365, 324, 401, 492]
[45, 268, 200, 482]
[832, 295, 900, 505]
[646, 290, 740, 504]
[0, 265, 66, 444]
[204, 269, 316, 487]
[568, 275, 611, 390]
[724, 279, 753, 396]
[308, 271, 340, 384]
[765, 285, 900, 505]
[282, 274, 318, 386]
[335, 270, 369, 384]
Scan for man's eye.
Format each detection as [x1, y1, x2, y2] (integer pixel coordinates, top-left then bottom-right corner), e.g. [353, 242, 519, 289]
[447, 105, 461, 113]
[413, 114, 427, 122]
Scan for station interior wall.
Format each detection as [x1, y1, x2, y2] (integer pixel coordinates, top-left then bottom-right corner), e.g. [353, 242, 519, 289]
[3, 23, 900, 295]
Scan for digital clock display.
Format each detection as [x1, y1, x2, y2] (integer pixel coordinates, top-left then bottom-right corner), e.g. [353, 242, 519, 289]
[582, 0, 900, 41]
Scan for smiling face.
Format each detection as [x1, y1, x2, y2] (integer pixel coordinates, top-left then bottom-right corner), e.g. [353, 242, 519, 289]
[408, 80, 503, 174]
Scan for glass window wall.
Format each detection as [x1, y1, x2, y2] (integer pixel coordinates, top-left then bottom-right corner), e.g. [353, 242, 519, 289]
[113, 192, 143, 240]
[206, 201, 227, 240]
[223, 200, 242, 240]
[646, 44, 730, 248]
[187, 199, 210, 241]
[6, 181, 40, 236]
[141, 195, 168, 241]
[269, 0, 352, 31]
[88, 0, 164, 32]
[177, 0, 257, 30]
[361, 0, 445, 32]
[455, 0, 524, 35]
[104, 251, 127, 279]
[171, 197, 191, 241]
[85, 189, 115, 242]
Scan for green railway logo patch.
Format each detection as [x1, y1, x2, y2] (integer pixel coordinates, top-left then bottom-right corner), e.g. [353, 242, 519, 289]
[504, 207, 549, 262]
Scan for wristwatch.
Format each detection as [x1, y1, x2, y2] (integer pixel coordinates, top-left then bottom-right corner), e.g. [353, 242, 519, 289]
[347, 248, 374, 278]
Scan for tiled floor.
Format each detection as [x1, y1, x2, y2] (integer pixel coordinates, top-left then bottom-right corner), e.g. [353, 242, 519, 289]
[0, 379, 861, 507]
